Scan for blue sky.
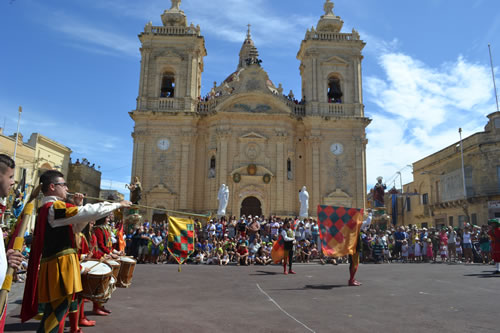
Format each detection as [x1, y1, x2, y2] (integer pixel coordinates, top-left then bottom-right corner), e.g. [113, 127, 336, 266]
[1, 0, 499, 197]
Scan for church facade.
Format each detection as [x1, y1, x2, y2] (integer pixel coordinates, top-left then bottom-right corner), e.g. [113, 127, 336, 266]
[130, 0, 371, 221]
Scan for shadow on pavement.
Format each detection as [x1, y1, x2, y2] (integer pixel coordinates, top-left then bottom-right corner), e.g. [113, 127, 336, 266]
[4, 322, 38, 332]
[271, 284, 345, 291]
[464, 271, 500, 278]
[250, 270, 280, 275]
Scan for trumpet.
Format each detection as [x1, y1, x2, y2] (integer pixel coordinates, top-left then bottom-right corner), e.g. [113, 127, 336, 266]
[66, 192, 211, 219]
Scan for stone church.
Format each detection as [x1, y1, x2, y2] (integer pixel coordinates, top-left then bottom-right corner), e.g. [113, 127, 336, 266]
[130, 0, 370, 222]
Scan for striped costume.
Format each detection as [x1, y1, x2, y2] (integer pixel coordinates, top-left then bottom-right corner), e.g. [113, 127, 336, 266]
[21, 196, 121, 333]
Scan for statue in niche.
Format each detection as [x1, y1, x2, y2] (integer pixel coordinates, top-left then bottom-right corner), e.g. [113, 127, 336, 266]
[299, 186, 309, 218]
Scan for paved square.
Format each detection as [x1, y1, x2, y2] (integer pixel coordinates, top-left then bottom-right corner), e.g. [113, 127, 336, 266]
[5, 262, 499, 332]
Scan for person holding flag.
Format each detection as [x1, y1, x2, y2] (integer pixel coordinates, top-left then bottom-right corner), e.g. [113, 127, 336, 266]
[271, 219, 295, 274]
[317, 205, 372, 287]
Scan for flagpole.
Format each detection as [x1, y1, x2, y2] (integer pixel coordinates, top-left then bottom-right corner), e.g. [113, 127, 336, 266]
[13, 106, 22, 164]
[489, 44, 499, 112]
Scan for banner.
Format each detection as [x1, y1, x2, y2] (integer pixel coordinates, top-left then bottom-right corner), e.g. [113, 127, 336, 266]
[167, 216, 195, 266]
[317, 205, 363, 258]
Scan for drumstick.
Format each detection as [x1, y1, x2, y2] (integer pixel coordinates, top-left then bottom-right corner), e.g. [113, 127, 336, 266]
[67, 192, 211, 219]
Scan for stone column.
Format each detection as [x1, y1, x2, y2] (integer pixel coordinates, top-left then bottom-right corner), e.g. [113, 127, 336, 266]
[131, 130, 147, 187]
[179, 130, 192, 209]
[275, 130, 287, 214]
[139, 47, 152, 109]
[310, 136, 322, 215]
[216, 127, 231, 196]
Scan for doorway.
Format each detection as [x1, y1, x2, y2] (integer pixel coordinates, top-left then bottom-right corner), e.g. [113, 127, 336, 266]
[240, 196, 262, 217]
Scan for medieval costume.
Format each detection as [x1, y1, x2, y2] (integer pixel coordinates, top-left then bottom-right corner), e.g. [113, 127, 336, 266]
[348, 212, 372, 286]
[21, 196, 121, 333]
[488, 219, 500, 274]
[281, 223, 296, 275]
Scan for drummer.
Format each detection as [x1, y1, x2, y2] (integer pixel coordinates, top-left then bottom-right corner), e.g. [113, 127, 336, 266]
[73, 221, 98, 331]
[92, 215, 123, 315]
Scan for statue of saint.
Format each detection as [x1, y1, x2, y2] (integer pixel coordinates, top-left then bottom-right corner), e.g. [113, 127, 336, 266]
[217, 184, 229, 216]
[299, 186, 309, 218]
[126, 176, 142, 205]
[170, 0, 181, 11]
[373, 176, 387, 207]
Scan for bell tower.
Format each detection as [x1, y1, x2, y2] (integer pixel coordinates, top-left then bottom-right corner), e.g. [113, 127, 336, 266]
[297, 0, 365, 116]
[136, 0, 206, 113]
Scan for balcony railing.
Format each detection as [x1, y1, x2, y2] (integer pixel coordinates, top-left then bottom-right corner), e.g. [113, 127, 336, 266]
[147, 26, 201, 37]
[305, 31, 360, 42]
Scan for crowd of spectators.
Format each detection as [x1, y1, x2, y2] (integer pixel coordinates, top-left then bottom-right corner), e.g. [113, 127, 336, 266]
[121, 215, 496, 267]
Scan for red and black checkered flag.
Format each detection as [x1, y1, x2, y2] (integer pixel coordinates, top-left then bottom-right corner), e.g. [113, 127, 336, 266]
[317, 205, 364, 258]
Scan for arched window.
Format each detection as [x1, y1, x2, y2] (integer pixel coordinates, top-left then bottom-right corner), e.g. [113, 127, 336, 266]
[160, 72, 175, 98]
[208, 156, 216, 178]
[287, 158, 292, 180]
[327, 76, 343, 103]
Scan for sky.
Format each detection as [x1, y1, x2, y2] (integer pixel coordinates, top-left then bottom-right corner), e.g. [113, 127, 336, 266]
[1, 0, 499, 198]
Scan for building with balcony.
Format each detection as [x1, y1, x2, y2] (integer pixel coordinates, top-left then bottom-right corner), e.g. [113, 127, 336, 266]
[392, 111, 500, 228]
[130, 1, 370, 221]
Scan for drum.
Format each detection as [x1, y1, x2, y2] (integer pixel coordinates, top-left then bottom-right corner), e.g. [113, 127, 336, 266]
[116, 256, 136, 288]
[80, 261, 112, 302]
[106, 259, 121, 280]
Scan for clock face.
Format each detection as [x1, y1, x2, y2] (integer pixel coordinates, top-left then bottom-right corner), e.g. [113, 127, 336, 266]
[157, 138, 170, 151]
[330, 143, 344, 155]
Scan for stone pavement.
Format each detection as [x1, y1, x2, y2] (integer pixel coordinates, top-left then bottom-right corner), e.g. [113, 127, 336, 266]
[4, 262, 499, 333]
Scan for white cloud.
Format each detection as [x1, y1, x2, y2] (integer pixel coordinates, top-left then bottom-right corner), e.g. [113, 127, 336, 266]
[365, 47, 496, 191]
[45, 11, 139, 57]
[87, 0, 315, 47]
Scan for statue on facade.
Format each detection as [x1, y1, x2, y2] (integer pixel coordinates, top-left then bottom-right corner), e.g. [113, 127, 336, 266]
[170, 0, 181, 11]
[299, 186, 309, 218]
[126, 176, 142, 205]
[372, 176, 387, 207]
[217, 184, 229, 216]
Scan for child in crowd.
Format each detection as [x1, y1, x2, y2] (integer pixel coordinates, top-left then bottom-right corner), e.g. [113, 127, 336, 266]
[372, 237, 384, 264]
[414, 238, 422, 262]
[408, 239, 415, 262]
[401, 240, 409, 263]
[301, 240, 311, 263]
[426, 238, 433, 262]
[310, 243, 318, 260]
[220, 249, 230, 266]
[255, 247, 272, 265]
[440, 241, 448, 262]
[456, 237, 463, 263]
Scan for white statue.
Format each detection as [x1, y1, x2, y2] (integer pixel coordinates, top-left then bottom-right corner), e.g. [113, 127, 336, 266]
[217, 184, 229, 216]
[299, 186, 309, 218]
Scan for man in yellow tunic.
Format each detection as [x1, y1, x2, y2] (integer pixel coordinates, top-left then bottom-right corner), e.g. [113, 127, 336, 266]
[21, 170, 131, 333]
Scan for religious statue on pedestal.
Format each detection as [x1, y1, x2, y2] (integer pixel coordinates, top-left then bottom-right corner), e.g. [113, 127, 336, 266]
[373, 176, 386, 207]
[217, 184, 229, 216]
[299, 186, 309, 218]
[126, 176, 142, 205]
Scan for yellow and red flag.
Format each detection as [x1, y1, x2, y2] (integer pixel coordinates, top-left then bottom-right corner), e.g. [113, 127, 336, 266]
[167, 216, 195, 266]
[317, 205, 364, 258]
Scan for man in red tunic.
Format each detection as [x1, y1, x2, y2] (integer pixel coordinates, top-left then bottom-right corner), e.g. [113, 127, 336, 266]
[488, 218, 500, 274]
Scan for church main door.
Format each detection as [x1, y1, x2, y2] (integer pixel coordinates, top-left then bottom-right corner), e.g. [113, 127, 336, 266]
[240, 196, 262, 217]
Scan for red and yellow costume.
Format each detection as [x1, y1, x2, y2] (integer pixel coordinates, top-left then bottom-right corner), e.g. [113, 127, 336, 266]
[21, 196, 121, 333]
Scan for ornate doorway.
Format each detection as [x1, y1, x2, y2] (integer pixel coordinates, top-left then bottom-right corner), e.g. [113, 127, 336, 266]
[240, 196, 262, 217]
